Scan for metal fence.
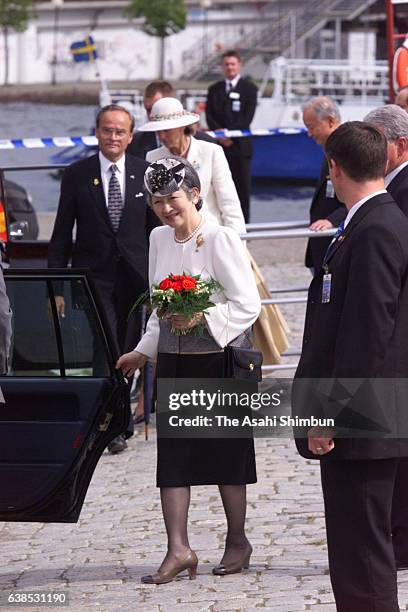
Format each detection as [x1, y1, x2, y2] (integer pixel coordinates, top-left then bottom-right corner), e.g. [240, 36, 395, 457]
[242, 220, 336, 374]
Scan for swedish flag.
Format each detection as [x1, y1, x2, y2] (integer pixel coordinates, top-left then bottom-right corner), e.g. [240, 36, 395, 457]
[70, 35, 98, 63]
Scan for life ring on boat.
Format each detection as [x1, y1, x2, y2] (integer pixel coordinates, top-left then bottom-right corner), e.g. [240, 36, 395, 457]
[393, 41, 408, 92]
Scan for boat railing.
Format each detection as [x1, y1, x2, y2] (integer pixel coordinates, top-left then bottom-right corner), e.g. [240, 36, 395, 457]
[242, 220, 336, 374]
[241, 227, 335, 241]
[260, 56, 389, 104]
[246, 220, 309, 231]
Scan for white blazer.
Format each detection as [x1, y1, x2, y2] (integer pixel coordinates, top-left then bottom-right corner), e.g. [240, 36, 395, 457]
[136, 221, 261, 361]
[146, 137, 246, 235]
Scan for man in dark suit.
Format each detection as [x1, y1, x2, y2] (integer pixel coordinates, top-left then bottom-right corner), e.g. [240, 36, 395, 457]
[206, 50, 258, 222]
[128, 80, 218, 160]
[294, 122, 408, 611]
[302, 97, 346, 273]
[48, 104, 160, 453]
[365, 104, 408, 569]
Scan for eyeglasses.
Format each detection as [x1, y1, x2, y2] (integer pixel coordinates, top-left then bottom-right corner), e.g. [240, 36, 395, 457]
[99, 127, 129, 138]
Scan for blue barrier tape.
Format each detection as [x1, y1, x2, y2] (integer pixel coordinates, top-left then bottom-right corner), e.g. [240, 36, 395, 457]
[0, 127, 306, 150]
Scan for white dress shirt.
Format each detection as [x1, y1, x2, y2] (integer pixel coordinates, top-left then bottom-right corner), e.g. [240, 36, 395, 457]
[146, 137, 246, 234]
[136, 220, 261, 361]
[99, 151, 126, 206]
[344, 190, 388, 228]
[385, 161, 408, 187]
[225, 74, 241, 92]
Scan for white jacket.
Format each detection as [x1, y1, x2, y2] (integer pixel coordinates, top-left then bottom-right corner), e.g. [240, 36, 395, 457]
[136, 221, 261, 361]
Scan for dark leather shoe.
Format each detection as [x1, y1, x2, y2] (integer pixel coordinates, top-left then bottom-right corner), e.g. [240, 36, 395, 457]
[108, 435, 127, 454]
[212, 542, 252, 576]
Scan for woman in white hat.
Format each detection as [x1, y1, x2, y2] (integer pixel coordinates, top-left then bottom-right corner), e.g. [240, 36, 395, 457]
[138, 97, 246, 235]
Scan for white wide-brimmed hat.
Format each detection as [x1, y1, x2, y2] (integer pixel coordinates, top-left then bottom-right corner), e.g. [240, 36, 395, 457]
[138, 97, 200, 132]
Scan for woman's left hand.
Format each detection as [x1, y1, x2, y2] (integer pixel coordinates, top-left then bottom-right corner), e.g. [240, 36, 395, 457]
[170, 312, 204, 330]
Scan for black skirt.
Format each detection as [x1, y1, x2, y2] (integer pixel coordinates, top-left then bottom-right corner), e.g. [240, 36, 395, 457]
[156, 352, 257, 487]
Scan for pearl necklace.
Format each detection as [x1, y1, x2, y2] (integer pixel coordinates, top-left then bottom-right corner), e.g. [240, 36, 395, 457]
[174, 218, 204, 244]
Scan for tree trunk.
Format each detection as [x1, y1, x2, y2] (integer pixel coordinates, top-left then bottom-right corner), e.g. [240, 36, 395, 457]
[3, 26, 9, 86]
[159, 36, 165, 79]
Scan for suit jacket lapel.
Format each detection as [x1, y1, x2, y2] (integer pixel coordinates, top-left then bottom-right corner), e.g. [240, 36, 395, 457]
[186, 136, 200, 172]
[311, 161, 329, 210]
[388, 165, 408, 195]
[117, 155, 144, 233]
[324, 193, 393, 266]
[87, 156, 113, 230]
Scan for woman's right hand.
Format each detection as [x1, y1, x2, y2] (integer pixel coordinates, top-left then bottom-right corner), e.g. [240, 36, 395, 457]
[116, 351, 148, 378]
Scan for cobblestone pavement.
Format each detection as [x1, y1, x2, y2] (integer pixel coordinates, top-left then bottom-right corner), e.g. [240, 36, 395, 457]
[1, 428, 408, 612]
[2, 246, 408, 611]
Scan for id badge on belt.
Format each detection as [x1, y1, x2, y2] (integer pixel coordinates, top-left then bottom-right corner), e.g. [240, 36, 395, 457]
[322, 265, 332, 303]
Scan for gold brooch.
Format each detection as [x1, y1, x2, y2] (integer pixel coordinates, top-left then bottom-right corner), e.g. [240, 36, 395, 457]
[195, 234, 204, 251]
[93, 178, 99, 186]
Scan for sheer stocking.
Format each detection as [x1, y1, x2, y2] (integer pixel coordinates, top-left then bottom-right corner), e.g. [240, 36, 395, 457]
[157, 486, 192, 572]
[218, 484, 251, 566]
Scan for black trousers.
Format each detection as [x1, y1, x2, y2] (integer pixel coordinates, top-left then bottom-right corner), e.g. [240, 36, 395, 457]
[392, 457, 408, 564]
[95, 260, 146, 438]
[320, 458, 400, 612]
[225, 154, 252, 223]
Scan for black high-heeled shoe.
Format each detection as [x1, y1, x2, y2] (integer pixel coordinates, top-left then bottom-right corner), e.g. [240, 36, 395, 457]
[212, 542, 253, 576]
[141, 550, 198, 584]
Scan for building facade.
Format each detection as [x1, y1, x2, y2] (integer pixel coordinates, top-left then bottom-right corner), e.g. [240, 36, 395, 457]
[0, 0, 400, 85]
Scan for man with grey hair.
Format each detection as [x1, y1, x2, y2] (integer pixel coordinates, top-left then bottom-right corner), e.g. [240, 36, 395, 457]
[364, 104, 408, 570]
[302, 96, 346, 273]
[365, 104, 408, 215]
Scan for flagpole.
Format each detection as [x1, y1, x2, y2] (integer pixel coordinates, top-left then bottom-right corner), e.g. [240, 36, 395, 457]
[95, 59, 111, 107]
[87, 34, 111, 107]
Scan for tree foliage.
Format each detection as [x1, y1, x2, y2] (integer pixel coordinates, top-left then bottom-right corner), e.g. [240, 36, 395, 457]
[0, 0, 32, 32]
[0, 0, 33, 85]
[125, 0, 187, 38]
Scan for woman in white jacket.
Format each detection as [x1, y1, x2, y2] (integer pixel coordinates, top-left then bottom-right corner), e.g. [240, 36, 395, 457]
[117, 158, 261, 585]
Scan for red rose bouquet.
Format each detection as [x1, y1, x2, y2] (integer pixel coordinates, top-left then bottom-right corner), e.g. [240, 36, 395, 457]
[152, 273, 223, 335]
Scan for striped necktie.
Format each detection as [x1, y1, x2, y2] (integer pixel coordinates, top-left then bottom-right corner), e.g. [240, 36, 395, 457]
[108, 164, 123, 232]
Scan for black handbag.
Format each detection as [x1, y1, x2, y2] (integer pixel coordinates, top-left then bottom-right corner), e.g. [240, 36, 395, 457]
[224, 345, 263, 382]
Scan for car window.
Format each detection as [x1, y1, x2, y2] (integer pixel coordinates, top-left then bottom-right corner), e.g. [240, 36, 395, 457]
[5, 275, 111, 377]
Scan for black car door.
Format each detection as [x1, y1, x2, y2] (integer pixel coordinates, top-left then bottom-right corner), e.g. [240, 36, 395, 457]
[0, 268, 129, 523]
